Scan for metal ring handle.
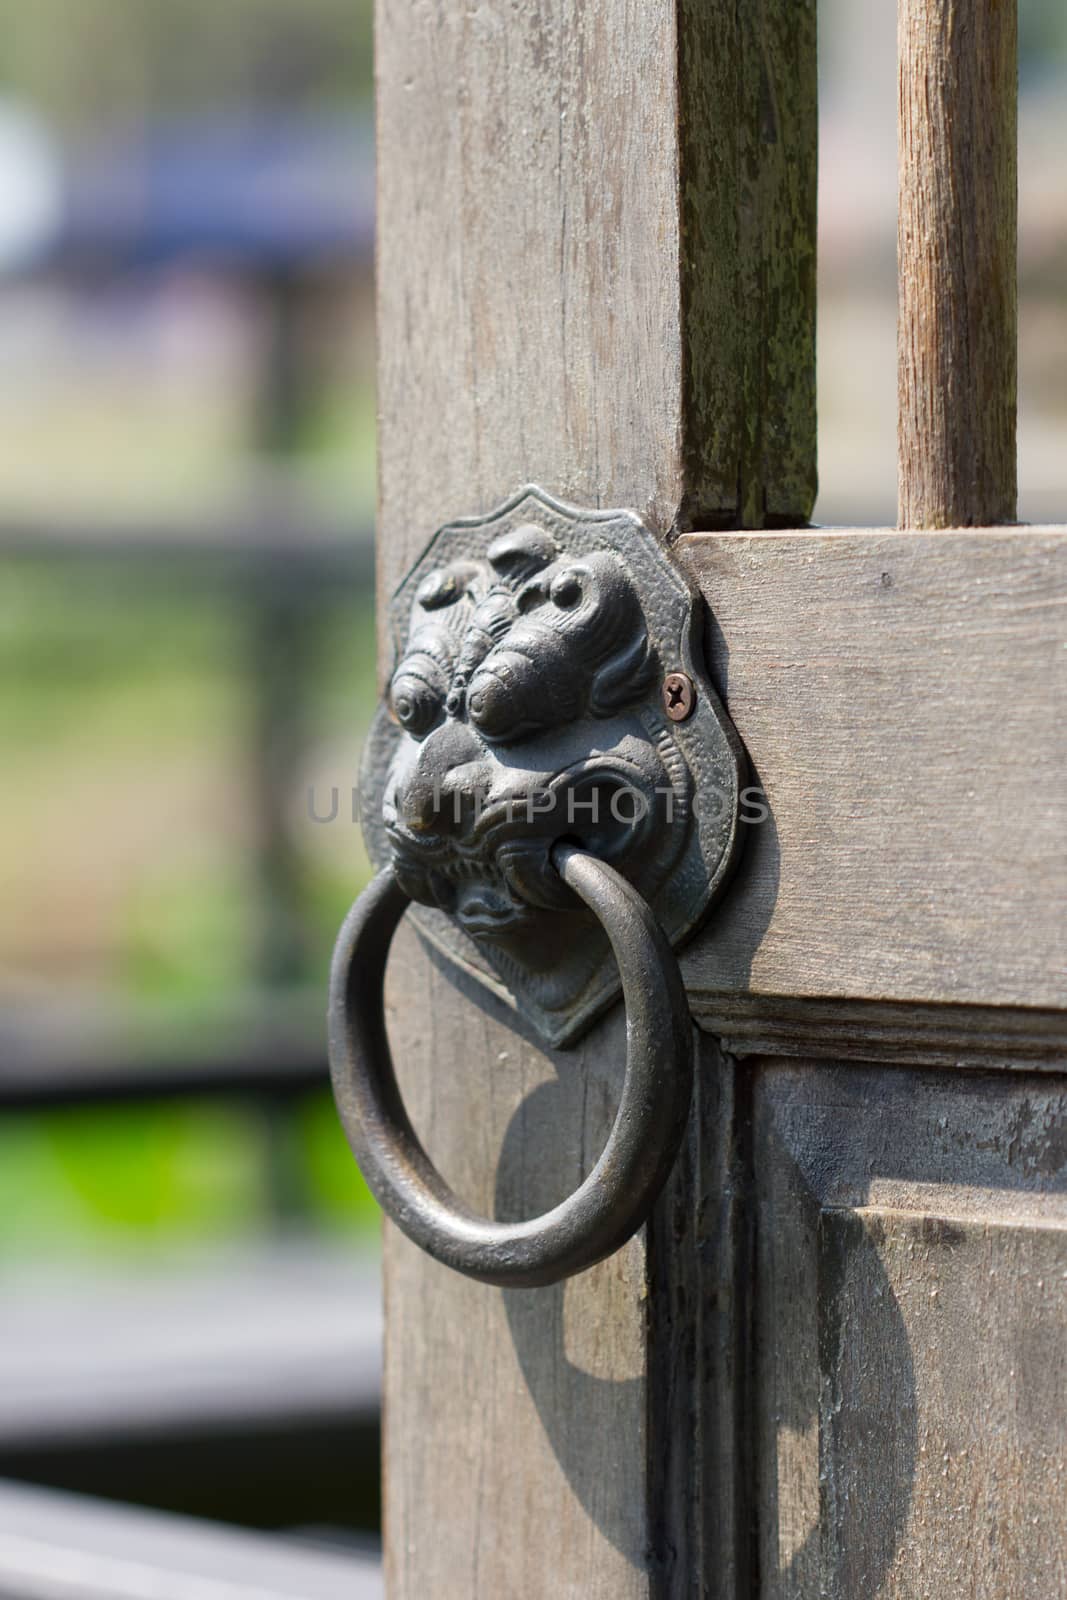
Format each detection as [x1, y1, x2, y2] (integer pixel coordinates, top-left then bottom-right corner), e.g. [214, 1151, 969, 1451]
[327, 842, 693, 1287]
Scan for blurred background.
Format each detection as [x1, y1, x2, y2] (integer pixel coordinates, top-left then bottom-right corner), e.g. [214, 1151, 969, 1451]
[0, 0, 1062, 1582]
[818, 0, 1067, 524]
[0, 0, 385, 1579]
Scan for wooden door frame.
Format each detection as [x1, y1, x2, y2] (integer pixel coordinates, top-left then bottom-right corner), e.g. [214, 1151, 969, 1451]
[369, 0, 1064, 1594]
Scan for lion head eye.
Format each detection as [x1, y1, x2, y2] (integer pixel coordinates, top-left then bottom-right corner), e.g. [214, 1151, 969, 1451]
[389, 665, 446, 739]
[549, 568, 584, 609]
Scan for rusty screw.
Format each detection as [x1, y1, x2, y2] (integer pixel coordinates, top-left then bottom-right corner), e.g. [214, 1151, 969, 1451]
[662, 671, 695, 722]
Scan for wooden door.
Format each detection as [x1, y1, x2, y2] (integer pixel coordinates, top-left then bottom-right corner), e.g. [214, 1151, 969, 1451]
[368, 0, 1065, 1595]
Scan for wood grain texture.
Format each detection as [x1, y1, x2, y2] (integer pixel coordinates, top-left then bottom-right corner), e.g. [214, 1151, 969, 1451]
[676, 0, 817, 527]
[373, 0, 817, 1593]
[754, 1062, 1067, 1598]
[679, 528, 1067, 1016]
[382, 929, 652, 1598]
[376, 0, 817, 592]
[647, 1036, 756, 1598]
[898, 0, 1018, 528]
[380, 898, 751, 1600]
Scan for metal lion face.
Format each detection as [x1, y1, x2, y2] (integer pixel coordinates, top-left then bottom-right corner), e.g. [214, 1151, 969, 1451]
[360, 486, 744, 1047]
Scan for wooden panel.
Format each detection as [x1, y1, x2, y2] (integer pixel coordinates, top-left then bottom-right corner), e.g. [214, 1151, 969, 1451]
[898, 0, 1017, 528]
[373, 0, 816, 1594]
[679, 528, 1067, 1018]
[754, 1062, 1067, 1599]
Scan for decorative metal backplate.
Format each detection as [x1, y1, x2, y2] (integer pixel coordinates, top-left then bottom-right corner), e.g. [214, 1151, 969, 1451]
[360, 485, 744, 1048]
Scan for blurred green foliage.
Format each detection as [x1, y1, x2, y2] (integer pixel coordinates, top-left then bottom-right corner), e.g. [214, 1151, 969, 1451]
[1, 559, 376, 994]
[0, 0, 385, 1262]
[0, 1090, 379, 1261]
[2, 556, 380, 1256]
[0, 1101, 266, 1249]
[0, 562, 243, 746]
[0, 0, 373, 129]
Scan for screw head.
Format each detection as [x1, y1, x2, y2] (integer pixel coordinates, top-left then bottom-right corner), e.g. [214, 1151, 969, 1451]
[662, 671, 696, 722]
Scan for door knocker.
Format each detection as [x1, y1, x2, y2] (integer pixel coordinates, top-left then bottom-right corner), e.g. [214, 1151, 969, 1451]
[328, 485, 744, 1286]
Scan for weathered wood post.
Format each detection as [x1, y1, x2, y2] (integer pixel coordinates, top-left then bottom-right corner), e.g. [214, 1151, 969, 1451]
[898, 0, 1018, 526]
[372, 1, 817, 1592]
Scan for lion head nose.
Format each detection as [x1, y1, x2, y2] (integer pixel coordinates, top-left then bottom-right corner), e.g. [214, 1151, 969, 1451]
[398, 720, 487, 836]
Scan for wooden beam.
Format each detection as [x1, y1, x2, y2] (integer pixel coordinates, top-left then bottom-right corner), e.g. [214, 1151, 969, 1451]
[373, 1, 817, 1593]
[693, 994, 1067, 1074]
[897, 0, 1018, 528]
[679, 527, 1066, 1023]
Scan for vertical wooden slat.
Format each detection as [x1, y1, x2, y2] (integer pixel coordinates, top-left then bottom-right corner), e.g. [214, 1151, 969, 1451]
[677, 0, 818, 529]
[373, 1, 816, 1594]
[898, 0, 1018, 528]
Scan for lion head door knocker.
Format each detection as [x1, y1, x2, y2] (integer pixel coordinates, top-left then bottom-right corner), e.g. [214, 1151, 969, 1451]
[329, 486, 745, 1286]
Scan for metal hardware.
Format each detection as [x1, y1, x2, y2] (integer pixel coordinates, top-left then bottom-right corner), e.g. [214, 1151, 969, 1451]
[328, 841, 693, 1287]
[357, 485, 745, 1048]
[328, 485, 745, 1284]
[662, 670, 696, 722]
